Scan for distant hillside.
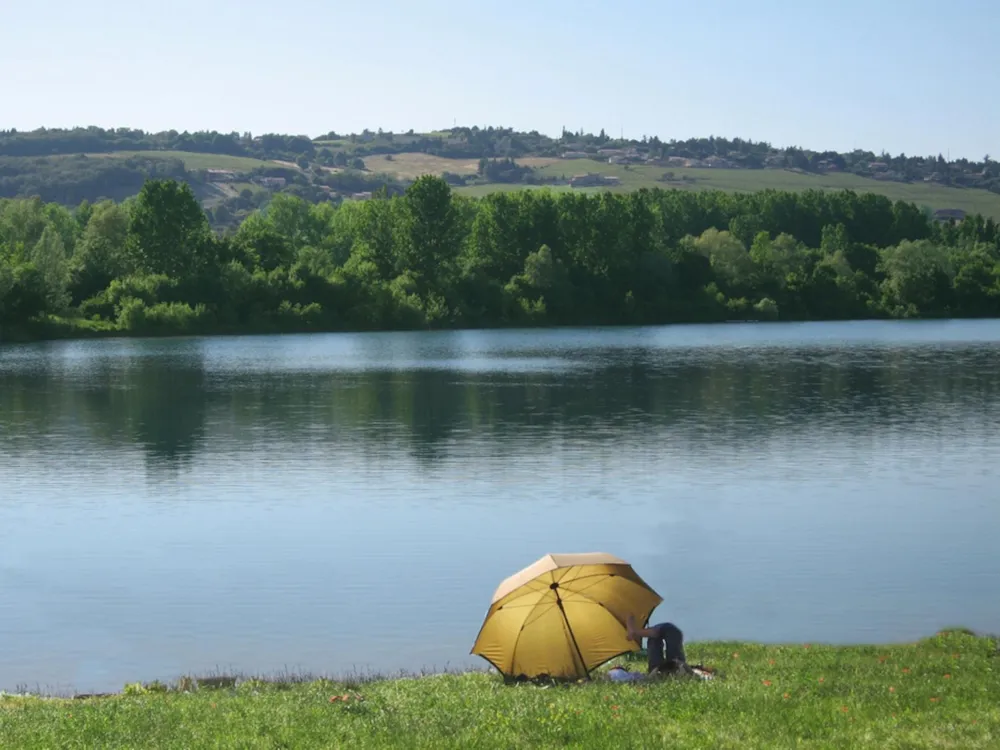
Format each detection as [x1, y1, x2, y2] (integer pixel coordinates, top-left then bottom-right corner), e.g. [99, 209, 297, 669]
[2, 125, 998, 222]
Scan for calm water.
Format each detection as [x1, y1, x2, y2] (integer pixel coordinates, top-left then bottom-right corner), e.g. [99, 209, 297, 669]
[2, 320, 999, 693]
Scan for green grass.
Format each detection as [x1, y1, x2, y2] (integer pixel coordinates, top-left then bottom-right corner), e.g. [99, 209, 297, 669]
[2, 631, 997, 749]
[445, 158, 1000, 219]
[0, 315, 119, 343]
[458, 183, 581, 197]
[86, 150, 283, 171]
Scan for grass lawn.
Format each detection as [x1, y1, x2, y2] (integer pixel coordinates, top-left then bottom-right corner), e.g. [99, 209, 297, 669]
[2, 631, 996, 749]
[85, 150, 282, 172]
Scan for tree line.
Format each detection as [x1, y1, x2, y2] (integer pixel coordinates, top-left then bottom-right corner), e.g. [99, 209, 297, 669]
[0, 154, 189, 205]
[2, 176, 999, 339]
[5, 126, 996, 191]
[0, 128, 314, 160]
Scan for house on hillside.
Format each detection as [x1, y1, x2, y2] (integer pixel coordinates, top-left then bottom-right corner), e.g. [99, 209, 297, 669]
[933, 208, 966, 222]
[869, 161, 889, 172]
[606, 147, 644, 165]
[561, 150, 590, 159]
[703, 156, 734, 168]
[254, 177, 287, 189]
[351, 192, 373, 201]
[206, 169, 237, 182]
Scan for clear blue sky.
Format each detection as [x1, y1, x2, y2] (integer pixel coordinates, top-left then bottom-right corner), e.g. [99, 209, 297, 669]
[3, 0, 996, 159]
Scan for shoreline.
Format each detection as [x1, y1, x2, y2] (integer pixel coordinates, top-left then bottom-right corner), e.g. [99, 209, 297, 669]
[4, 314, 999, 347]
[2, 631, 997, 749]
[4, 630, 995, 699]
[2, 664, 490, 701]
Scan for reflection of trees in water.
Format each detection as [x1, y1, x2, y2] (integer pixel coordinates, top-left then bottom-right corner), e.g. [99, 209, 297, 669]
[2, 344, 999, 467]
[0, 342, 209, 472]
[126, 360, 208, 467]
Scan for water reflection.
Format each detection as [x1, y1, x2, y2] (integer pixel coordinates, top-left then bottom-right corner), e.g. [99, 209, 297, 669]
[3, 328, 999, 472]
[1, 321, 999, 693]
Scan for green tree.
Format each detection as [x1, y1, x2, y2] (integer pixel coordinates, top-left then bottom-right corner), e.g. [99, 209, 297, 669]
[397, 176, 462, 293]
[125, 180, 212, 278]
[352, 198, 401, 280]
[689, 228, 754, 292]
[879, 239, 954, 317]
[0, 262, 48, 324]
[505, 244, 572, 323]
[465, 192, 532, 281]
[30, 225, 71, 311]
[233, 211, 293, 271]
[264, 193, 327, 253]
[0, 196, 48, 253]
[951, 245, 1000, 317]
[75, 200, 94, 231]
[70, 200, 129, 303]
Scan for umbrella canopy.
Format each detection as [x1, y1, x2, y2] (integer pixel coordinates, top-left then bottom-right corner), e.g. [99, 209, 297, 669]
[471, 553, 662, 680]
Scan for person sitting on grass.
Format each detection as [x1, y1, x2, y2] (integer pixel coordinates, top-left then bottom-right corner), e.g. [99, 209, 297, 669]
[626, 614, 691, 676]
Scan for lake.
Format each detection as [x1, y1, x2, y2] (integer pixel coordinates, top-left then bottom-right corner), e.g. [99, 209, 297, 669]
[2, 320, 999, 694]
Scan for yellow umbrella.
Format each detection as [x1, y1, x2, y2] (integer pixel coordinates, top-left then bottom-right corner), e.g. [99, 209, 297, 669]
[471, 553, 662, 680]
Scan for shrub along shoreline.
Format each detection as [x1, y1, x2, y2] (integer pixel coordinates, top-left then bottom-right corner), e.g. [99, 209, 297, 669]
[3, 178, 1000, 343]
[2, 631, 997, 749]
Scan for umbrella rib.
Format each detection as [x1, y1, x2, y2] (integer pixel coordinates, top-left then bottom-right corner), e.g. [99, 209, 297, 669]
[556, 576, 611, 598]
[559, 576, 661, 627]
[565, 573, 660, 597]
[507, 599, 560, 675]
[560, 574, 656, 603]
[521, 601, 558, 628]
[558, 571, 642, 586]
[558, 573, 653, 605]
[555, 590, 589, 679]
[499, 600, 556, 609]
[495, 580, 551, 607]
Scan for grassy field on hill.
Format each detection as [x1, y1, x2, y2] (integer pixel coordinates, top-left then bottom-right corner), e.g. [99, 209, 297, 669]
[85, 150, 284, 171]
[362, 152, 481, 178]
[1, 631, 995, 749]
[538, 159, 1000, 212]
[352, 153, 1000, 219]
[361, 153, 561, 180]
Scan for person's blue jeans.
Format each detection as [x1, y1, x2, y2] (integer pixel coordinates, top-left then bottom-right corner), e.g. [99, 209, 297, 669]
[646, 622, 686, 673]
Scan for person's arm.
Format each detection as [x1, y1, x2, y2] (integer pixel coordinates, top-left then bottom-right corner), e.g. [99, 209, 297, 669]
[626, 614, 660, 643]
